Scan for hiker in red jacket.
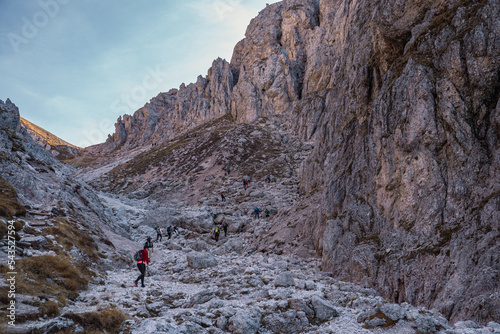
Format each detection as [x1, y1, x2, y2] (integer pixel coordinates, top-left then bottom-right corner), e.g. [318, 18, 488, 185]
[134, 245, 150, 288]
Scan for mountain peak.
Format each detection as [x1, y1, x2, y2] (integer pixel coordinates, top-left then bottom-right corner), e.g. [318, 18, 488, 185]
[20, 117, 81, 160]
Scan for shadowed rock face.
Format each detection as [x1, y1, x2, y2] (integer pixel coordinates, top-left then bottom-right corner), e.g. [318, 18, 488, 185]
[293, 0, 500, 325]
[91, 0, 499, 324]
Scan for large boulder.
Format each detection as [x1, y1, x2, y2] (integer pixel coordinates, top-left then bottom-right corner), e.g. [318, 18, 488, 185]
[310, 295, 339, 322]
[186, 252, 217, 269]
[274, 271, 295, 287]
[262, 310, 309, 334]
[227, 308, 261, 334]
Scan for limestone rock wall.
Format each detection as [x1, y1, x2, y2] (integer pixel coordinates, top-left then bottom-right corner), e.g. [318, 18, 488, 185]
[227, 0, 500, 323]
[97, 0, 499, 323]
[293, 0, 500, 324]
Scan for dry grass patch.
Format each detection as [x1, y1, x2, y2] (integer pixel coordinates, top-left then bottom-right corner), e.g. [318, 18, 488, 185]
[0, 176, 26, 218]
[44, 218, 100, 262]
[64, 307, 128, 334]
[1, 255, 93, 303]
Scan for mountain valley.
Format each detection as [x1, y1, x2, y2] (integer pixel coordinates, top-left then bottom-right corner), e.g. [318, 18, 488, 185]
[1, 0, 499, 333]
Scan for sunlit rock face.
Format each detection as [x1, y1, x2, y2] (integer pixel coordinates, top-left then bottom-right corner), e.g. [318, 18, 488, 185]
[98, 58, 234, 151]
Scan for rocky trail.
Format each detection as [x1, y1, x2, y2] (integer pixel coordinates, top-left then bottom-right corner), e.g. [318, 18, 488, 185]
[7, 168, 500, 333]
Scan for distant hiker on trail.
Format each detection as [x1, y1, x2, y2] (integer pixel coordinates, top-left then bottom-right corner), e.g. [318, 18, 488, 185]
[134, 245, 150, 288]
[222, 220, 228, 237]
[220, 192, 226, 202]
[156, 227, 162, 242]
[243, 178, 248, 191]
[167, 226, 173, 240]
[254, 207, 260, 219]
[266, 174, 271, 183]
[226, 168, 230, 175]
[214, 226, 220, 242]
[144, 236, 154, 254]
[173, 226, 179, 235]
[265, 208, 270, 219]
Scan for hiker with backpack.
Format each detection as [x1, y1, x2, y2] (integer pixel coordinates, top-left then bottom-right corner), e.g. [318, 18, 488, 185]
[253, 207, 260, 219]
[144, 236, 154, 254]
[214, 226, 220, 242]
[156, 227, 162, 242]
[133, 244, 150, 287]
[220, 191, 226, 202]
[265, 208, 270, 219]
[243, 178, 247, 190]
[167, 226, 173, 240]
[222, 220, 228, 237]
[266, 174, 271, 183]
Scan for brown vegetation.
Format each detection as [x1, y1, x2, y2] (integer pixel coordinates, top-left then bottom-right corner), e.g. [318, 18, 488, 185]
[64, 307, 128, 333]
[44, 217, 100, 262]
[0, 176, 26, 218]
[1, 255, 92, 302]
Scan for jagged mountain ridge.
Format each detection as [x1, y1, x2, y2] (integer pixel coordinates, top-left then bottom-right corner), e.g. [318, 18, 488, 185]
[19, 117, 80, 161]
[19, 117, 79, 149]
[88, 0, 500, 324]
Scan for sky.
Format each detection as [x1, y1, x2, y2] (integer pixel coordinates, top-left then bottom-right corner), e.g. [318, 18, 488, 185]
[0, 0, 279, 148]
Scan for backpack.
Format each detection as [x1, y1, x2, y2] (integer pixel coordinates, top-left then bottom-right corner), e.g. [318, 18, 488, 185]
[215, 227, 220, 233]
[134, 249, 144, 261]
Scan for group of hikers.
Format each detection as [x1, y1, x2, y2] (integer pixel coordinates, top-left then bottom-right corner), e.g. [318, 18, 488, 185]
[134, 218, 231, 287]
[155, 226, 178, 241]
[134, 170, 276, 287]
[253, 207, 271, 219]
[214, 220, 229, 242]
[134, 224, 180, 287]
[221, 173, 273, 201]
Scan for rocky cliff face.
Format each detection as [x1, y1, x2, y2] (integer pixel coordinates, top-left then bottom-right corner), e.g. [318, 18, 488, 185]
[93, 0, 499, 324]
[287, 0, 500, 325]
[0, 98, 118, 261]
[97, 58, 234, 151]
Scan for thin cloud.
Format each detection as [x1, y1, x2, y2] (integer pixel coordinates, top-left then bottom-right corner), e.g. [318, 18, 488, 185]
[0, 0, 278, 147]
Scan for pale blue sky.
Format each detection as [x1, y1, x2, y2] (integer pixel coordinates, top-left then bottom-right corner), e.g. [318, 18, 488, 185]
[0, 0, 278, 147]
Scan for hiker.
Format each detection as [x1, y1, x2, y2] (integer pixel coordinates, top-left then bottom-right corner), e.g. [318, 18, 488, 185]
[220, 191, 226, 202]
[226, 168, 230, 175]
[222, 220, 228, 237]
[243, 178, 248, 191]
[155, 227, 162, 242]
[173, 226, 179, 235]
[214, 226, 220, 242]
[253, 207, 260, 219]
[167, 226, 173, 240]
[265, 208, 270, 219]
[134, 244, 150, 288]
[144, 236, 154, 254]
[266, 174, 271, 183]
